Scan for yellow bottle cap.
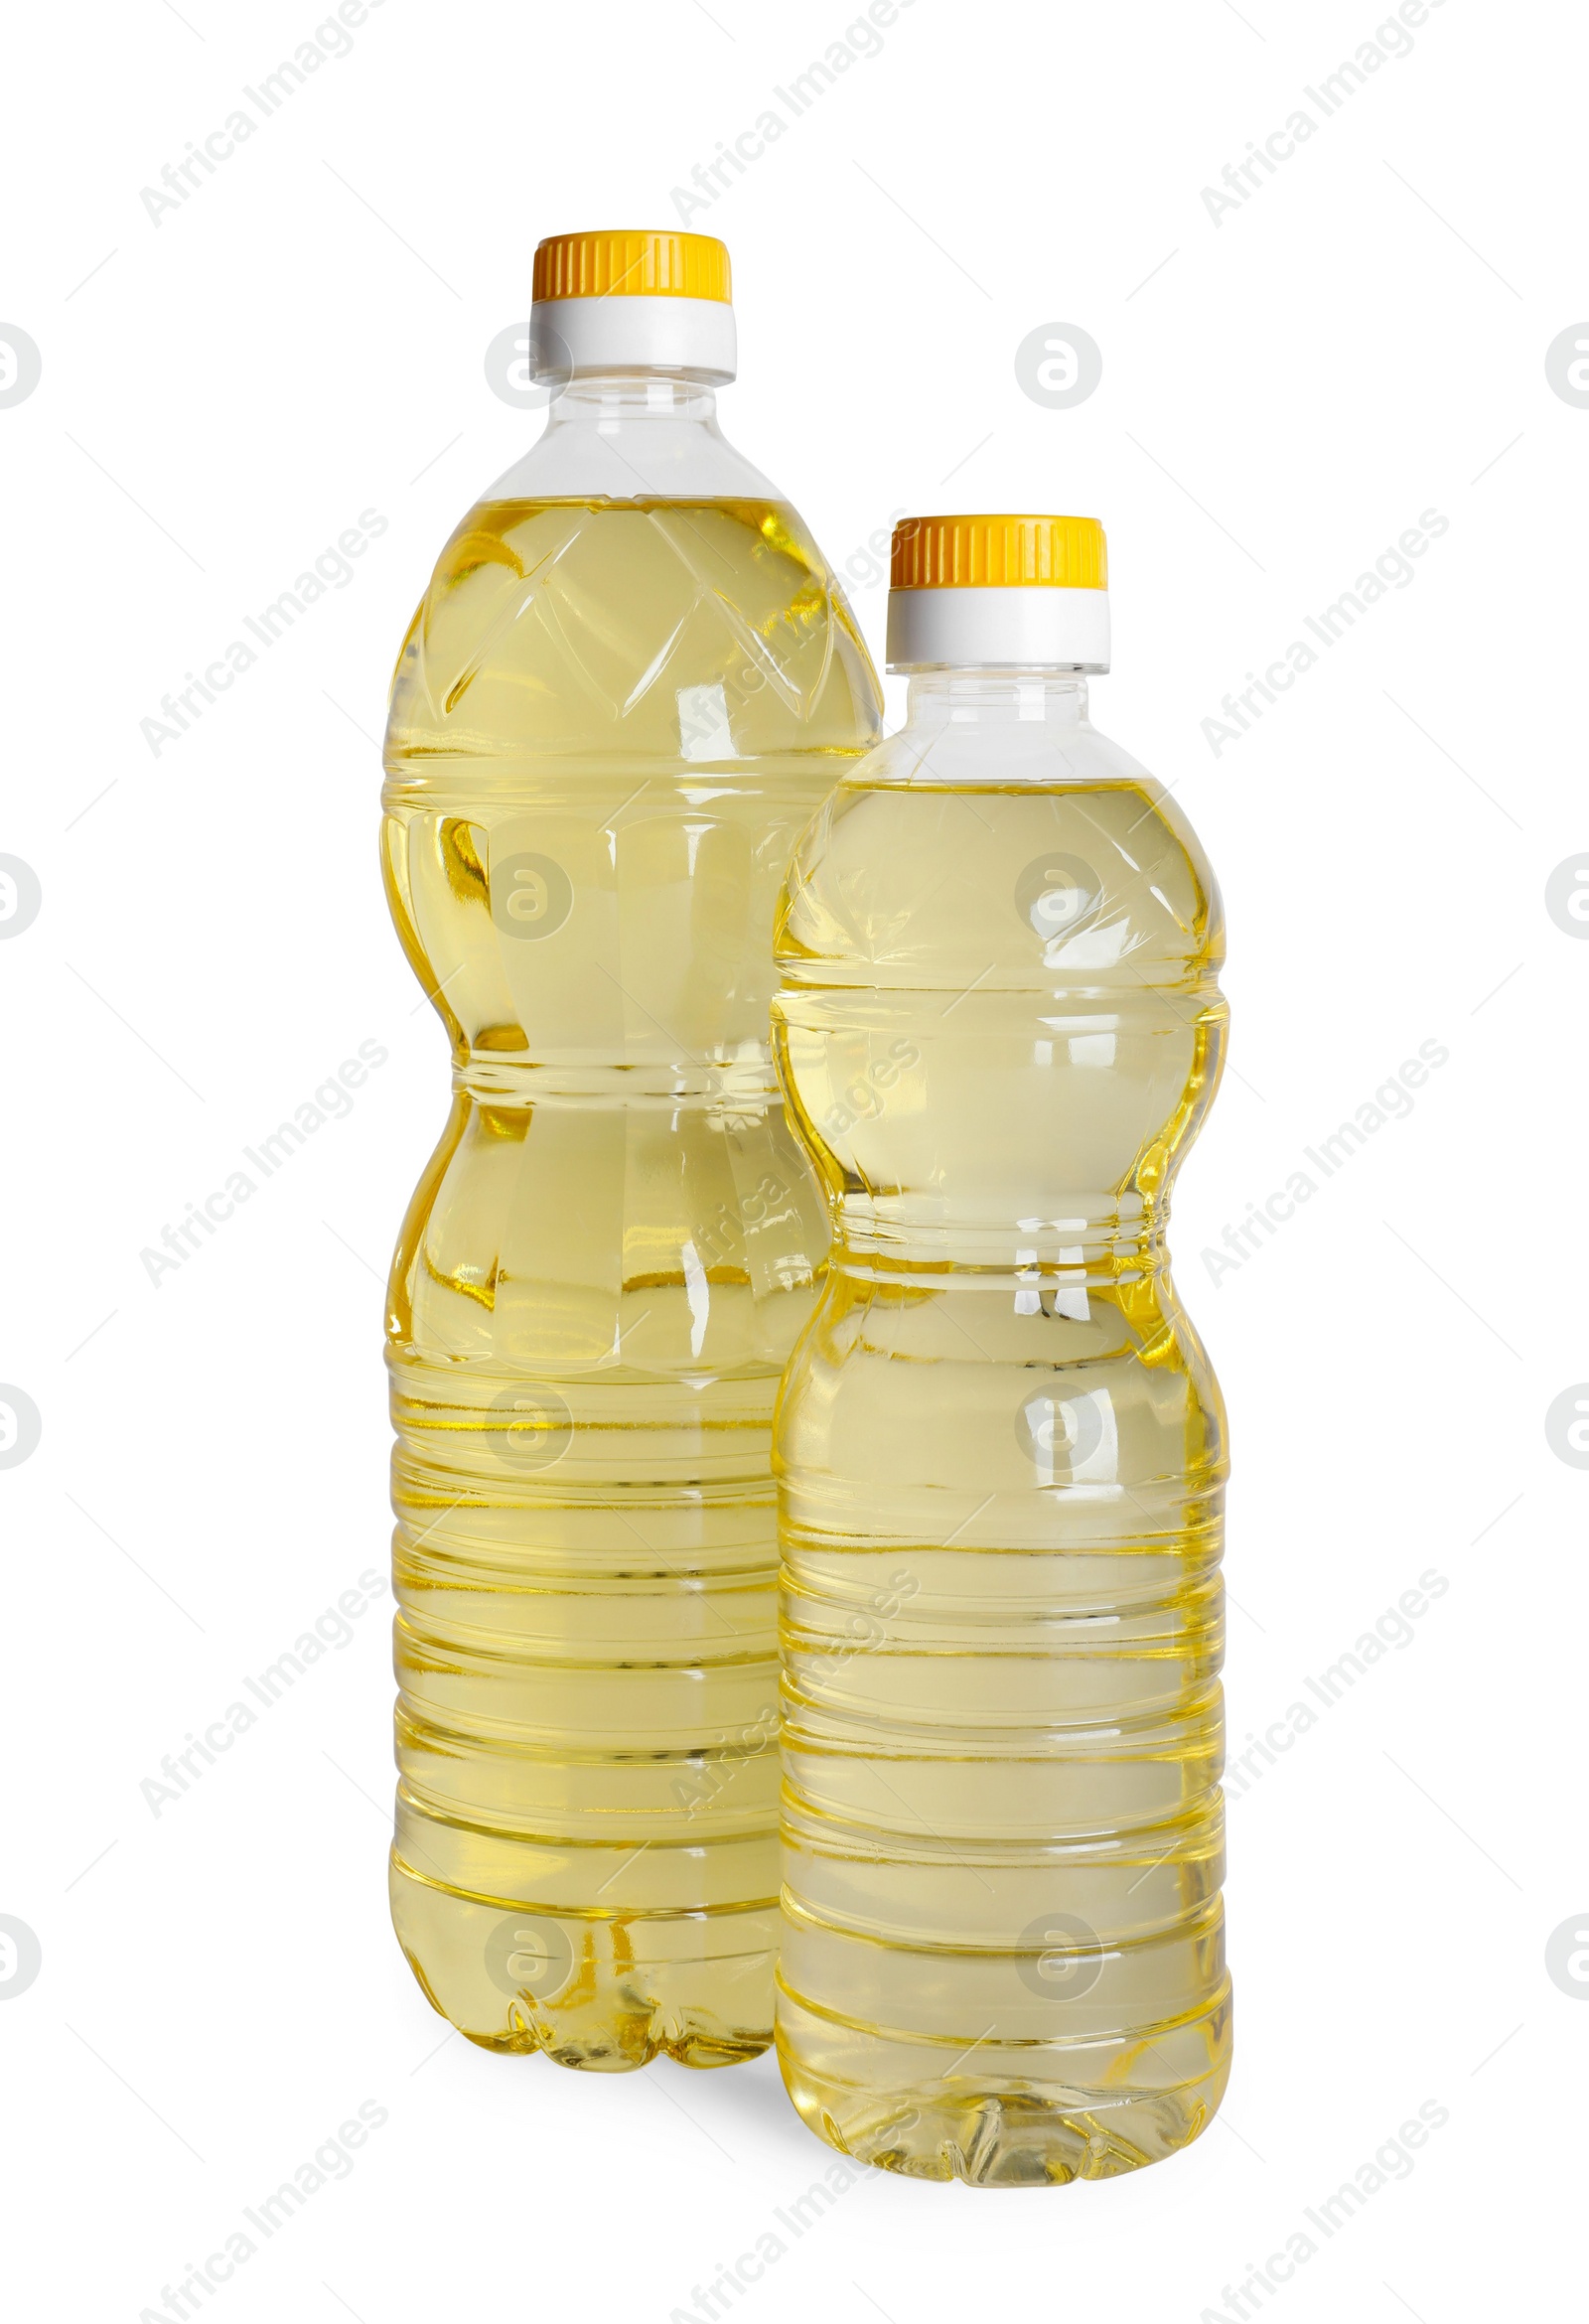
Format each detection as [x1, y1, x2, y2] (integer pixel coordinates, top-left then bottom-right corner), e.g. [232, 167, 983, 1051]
[887, 514, 1112, 671]
[531, 230, 732, 305]
[891, 513, 1107, 592]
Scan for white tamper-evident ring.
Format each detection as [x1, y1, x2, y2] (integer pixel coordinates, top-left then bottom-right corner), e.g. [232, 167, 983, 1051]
[887, 585, 1111, 672]
[529, 296, 737, 382]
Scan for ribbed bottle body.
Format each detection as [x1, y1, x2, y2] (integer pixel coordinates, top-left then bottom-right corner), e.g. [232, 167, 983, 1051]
[382, 483, 880, 2067]
[772, 690, 1232, 2175]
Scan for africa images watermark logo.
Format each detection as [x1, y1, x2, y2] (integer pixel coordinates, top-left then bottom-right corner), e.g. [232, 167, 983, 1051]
[0, 855, 42, 937]
[137, 2101, 390, 2321]
[0, 1916, 43, 2001]
[0, 1385, 43, 1469]
[1197, 2100, 1451, 2322]
[1202, 1039, 1448, 1285]
[0, 324, 43, 408]
[139, 510, 388, 758]
[137, 2, 393, 227]
[1200, 511, 1450, 758]
[1199, 1, 1453, 228]
[137, 1567, 388, 1818]
[139, 1040, 388, 1288]
[668, 1, 923, 223]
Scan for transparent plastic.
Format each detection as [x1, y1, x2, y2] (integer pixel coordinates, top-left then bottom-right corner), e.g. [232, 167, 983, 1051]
[772, 669, 1231, 2178]
[381, 373, 883, 2068]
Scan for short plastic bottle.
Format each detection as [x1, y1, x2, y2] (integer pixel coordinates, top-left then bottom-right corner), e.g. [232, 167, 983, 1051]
[771, 512, 1231, 2180]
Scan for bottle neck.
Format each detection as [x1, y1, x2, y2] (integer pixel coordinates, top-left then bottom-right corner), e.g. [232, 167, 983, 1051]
[491, 369, 775, 505]
[545, 370, 723, 428]
[905, 669, 1092, 727]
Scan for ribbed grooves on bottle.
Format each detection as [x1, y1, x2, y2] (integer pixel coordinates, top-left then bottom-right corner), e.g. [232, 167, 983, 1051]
[393, 1776, 778, 1916]
[395, 1612, 776, 1740]
[453, 1057, 785, 1106]
[387, 1846, 779, 2067]
[390, 1447, 776, 1501]
[784, 1567, 1222, 1667]
[781, 1784, 1223, 1942]
[774, 964, 1226, 996]
[779, 1490, 1226, 1562]
[776, 1529, 1229, 2136]
[386, 1363, 788, 1954]
[829, 1218, 1168, 1271]
[392, 1483, 779, 1568]
[389, 1851, 775, 1923]
[782, 1675, 1225, 1759]
[776, 1898, 1230, 2049]
[784, 1646, 1222, 1752]
[773, 1982, 1233, 2061]
[397, 1706, 774, 1827]
[388, 1411, 781, 1498]
[782, 1546, 1222, 1613]
[396, 1777, 778, 1871]
[395, 1593, 776, 1666]
[396, 1777, 772, 1848]
[389, 1392, 786, 1920]
[780, 1672, 1227, 1849]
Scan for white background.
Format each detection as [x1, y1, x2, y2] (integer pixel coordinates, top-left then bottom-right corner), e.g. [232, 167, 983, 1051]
[2, 2, 1582, 2318]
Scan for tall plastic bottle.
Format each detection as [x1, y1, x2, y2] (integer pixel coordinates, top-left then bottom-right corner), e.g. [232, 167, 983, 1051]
[772, 514, 1231, 2179]
[381, 231, 882, 2069]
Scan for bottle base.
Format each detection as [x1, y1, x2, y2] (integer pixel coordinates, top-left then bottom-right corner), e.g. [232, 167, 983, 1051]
[775, 1992, 1231, 2185]
[389, 1852, 775, 2072]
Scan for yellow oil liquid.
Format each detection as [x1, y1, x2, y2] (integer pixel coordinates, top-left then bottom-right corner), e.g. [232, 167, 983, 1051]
[381, 494, 880, 2068]
[772, 707, 1231, 2178]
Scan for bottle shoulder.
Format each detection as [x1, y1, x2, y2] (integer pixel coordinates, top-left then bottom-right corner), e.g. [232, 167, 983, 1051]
[776, 716, 1225, 989]
[385, 491, 882, 772]
[483, 406, 782, 507]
